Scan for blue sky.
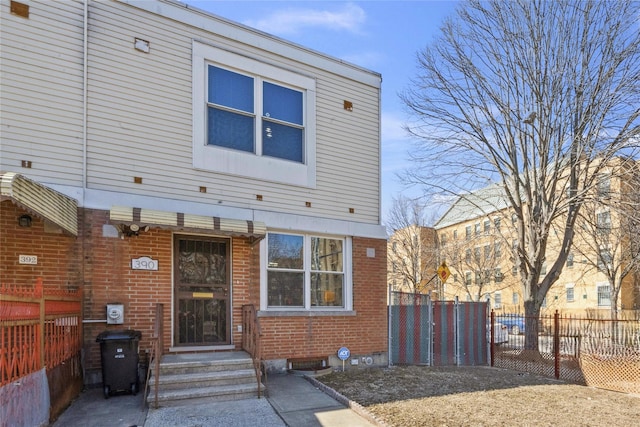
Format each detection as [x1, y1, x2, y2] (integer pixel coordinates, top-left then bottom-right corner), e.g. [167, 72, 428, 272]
[183, 1, 459, 222]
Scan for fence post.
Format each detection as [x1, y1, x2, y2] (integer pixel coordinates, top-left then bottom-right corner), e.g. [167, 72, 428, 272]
[554, 310, 560, 379]
[490, 309, 495, 366]
[387, 284, 391, 367]
[36, 277, 45, 370]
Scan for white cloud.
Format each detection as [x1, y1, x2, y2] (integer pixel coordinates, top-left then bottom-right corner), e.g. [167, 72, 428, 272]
[381, 112, 409, 141]
[243, 3, 366, 36]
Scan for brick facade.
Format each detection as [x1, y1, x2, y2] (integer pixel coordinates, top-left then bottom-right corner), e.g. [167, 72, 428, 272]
[2, 203, 388, 381]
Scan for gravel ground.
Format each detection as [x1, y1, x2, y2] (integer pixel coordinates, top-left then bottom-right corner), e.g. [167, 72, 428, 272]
[316, 365, 640, 427]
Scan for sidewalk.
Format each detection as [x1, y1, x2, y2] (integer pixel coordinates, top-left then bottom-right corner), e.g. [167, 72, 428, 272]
[51, 373, 377, 427]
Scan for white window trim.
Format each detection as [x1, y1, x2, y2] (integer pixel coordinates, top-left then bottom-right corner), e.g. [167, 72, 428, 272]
[259, 232, 353, 312]
[566, 283, 575, 302]
[596, 281, 611, 307]
[192, 41, 317, 188]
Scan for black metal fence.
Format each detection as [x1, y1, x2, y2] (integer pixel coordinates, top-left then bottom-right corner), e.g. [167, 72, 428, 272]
[491, 311, 640, 393]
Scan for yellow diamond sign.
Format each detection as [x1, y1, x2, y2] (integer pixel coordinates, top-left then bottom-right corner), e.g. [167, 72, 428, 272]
[437, 262, 451, 283]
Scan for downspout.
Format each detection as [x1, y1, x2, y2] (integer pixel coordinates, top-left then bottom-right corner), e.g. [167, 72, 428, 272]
[83, 0, 88, 192]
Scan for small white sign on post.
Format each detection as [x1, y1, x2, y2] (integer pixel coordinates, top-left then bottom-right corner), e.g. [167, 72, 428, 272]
[131, 256, 158, 271]
[19, 255, 38, 265]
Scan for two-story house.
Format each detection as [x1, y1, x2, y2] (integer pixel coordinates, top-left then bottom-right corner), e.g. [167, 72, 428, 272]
[1, 0, 388, 395]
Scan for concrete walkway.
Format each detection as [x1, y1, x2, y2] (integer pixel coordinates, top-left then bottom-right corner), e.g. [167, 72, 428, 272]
[51, 373, 377, 427]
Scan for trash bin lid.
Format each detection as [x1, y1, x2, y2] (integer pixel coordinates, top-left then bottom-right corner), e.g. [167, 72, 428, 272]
[96, 329, 142, 342]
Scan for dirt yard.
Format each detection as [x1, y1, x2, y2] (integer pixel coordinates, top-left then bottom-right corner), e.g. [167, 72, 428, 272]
[315, 365, 639, 427]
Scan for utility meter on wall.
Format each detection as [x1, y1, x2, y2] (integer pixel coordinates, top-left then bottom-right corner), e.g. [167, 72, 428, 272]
[106, 303, 124, 324]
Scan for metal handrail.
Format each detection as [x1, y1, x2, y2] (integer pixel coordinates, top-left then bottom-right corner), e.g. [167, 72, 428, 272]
[145, 303, 164, 408]
[242, 304, 263, 398]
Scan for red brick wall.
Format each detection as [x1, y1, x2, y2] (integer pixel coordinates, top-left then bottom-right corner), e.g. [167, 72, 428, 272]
[0, 201, 81, 291]
[81, 209, 174, 374]
[258, 237, 388, 361]
[2, 203, 388, 375]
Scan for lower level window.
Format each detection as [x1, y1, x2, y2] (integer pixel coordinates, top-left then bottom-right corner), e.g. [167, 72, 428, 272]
[264, 232, 351, 310]
[597, 283, 611, 307]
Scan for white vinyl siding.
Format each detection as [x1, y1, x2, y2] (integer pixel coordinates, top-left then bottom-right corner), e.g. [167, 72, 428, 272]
[0, 0, 85, 185]
[83, 1, 381, 224]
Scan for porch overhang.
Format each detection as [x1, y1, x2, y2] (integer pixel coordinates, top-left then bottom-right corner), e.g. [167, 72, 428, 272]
[0, 172, 78, 236]
[109, 206, 266, 241]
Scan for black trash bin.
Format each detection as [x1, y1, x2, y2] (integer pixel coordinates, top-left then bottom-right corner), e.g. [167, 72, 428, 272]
[96, 329, 142, 399]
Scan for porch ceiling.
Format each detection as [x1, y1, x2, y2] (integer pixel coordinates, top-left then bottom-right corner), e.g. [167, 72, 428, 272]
[0, 172, 78, 236]
[110, 205, 266, 239]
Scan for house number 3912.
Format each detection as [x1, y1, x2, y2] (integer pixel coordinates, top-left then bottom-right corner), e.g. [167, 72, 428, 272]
[131, 256, 158, 271]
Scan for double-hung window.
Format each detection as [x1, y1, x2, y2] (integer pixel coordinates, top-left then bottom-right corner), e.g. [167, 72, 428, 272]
[193, 42, 316, 187]
[262, 232, 352, 311]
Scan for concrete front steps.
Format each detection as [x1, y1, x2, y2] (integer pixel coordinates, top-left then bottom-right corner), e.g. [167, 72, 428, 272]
[146, 351, 265, 407]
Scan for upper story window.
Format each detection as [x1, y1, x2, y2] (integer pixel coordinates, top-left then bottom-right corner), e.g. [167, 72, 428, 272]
[193, 42, 317, 187]
[474, 222, 481, 235]
[465, 226, 471, 240]
[483, 219, 490, 234]
[494, 217, 501, 231]
[261, 232, 352, 311]
[597, 174, 611, 199]
[207, 66, 304, 163]
[596, 211, 611, 235]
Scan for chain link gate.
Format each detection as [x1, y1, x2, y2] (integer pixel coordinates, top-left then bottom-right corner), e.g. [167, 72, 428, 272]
[389, 290, 488, 366]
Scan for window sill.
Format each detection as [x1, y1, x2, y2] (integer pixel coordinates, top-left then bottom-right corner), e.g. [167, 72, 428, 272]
[257, 310, 356, 317]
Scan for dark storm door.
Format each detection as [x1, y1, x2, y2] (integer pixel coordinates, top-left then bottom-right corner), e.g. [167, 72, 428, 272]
[174, 235, 230, 346]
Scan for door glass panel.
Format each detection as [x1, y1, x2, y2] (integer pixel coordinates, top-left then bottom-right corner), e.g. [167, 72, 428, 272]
[175, 237, 229, 345]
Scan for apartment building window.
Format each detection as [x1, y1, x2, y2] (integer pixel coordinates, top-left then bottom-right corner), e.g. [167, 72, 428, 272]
[465, 249, 471, 263]
[453, 274, 458, 282]
[596, 211, 611, 235]
[494, 267, 503, 283]
[474, 223, 481, 236]
[540, 262, 547, 275]
[512, 292, 519, 305]
[475, 271, 482, 285]
[494, 217, 501, 231]
[566, 284, 575, 302]
[440, 233, 447, 245]
[596, 282, 611, 307]
[263, 232, 351, 310]
[494, 292, 502, 309]
[465, 272, 472, 286]
[566, 252, 574, 268]
[597, 174, 611, 199]
[474, 247, 481, 262]
[453, 230, 458, 239]
[598, 247, 612, 272]
[511, 213, 518, 224]
[465, 225, 471, 240]
[193, 42, 317, 187]
[484, 244, 491, 260]
[494, 242, 502, 258]
[484, 219, 490, 234]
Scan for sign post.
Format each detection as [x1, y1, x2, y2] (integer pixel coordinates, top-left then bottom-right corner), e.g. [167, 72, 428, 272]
[337, 347, 350, 372]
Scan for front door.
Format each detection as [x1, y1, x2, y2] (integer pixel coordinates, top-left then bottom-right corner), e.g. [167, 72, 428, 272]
[174, 235, 230, 346]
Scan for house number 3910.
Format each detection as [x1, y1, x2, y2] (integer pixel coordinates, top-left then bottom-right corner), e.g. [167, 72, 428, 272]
[131, 256, 158, 271]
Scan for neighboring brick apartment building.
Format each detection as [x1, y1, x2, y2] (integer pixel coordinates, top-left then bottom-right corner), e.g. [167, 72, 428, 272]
[430, 166, 640, 318]
[1, 0, 387, 387]
[387, 225, 438, 296]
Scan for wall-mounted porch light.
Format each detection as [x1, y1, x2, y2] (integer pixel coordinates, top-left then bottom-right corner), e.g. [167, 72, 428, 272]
[18, 214, 32, 227]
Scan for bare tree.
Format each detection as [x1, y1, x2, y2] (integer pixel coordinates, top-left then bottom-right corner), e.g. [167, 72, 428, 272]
[401, 0, 640, 351]
[439, 227, 512, 303]
[573, 161, 640, 322]
[386, 196, 438, 295]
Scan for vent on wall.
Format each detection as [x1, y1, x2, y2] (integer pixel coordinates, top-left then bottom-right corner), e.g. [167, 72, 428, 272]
[10, 1, 29, 18]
